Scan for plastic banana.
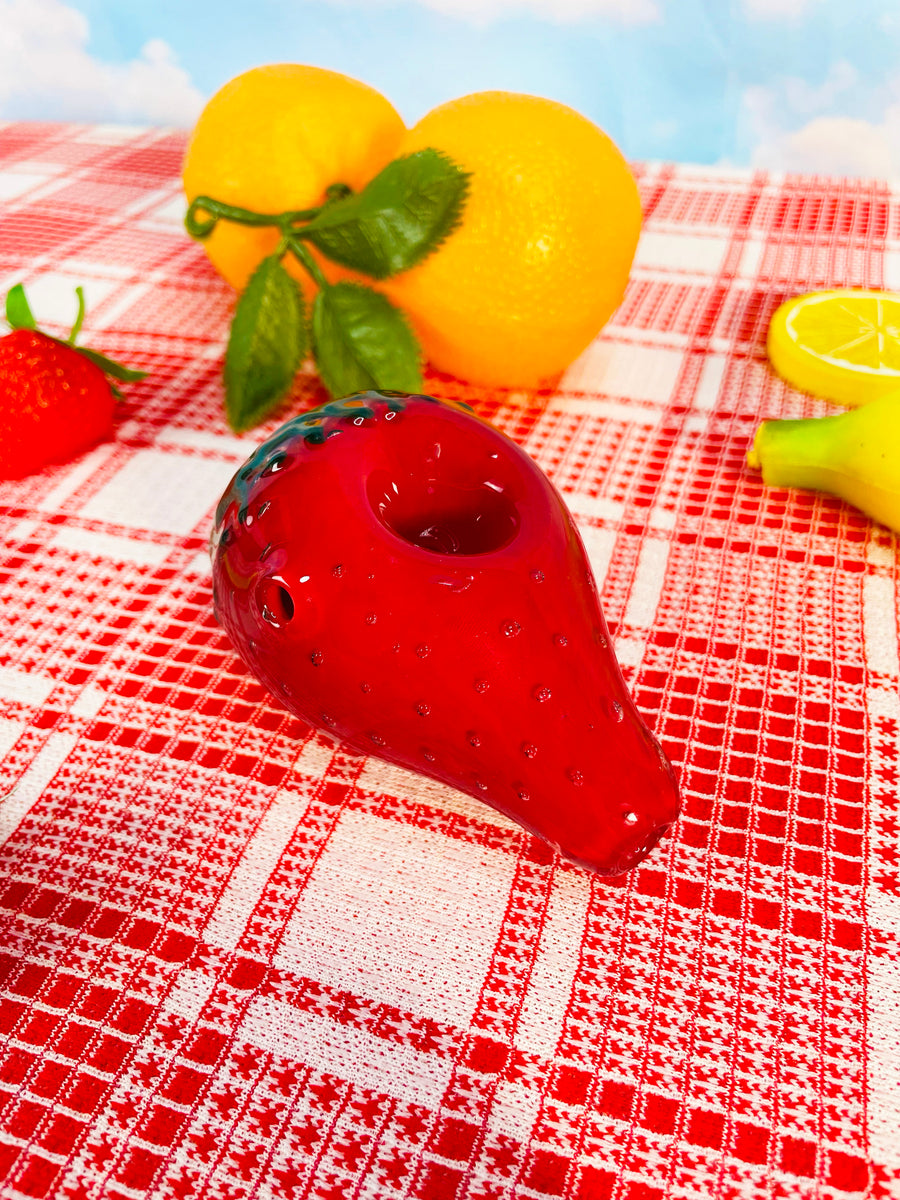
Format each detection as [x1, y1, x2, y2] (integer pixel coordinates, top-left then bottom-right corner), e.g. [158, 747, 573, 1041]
[747, 390, 900, 534]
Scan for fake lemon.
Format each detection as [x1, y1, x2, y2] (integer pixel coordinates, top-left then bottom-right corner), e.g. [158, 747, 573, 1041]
[767, 289, 900, 406]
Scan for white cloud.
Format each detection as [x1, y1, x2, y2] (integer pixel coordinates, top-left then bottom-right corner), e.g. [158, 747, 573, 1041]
[736, 62, 900, 179]
[752, 111, 900, 177]
[0, 0, 205, 126]
[336, 0, 660, 23]
[778, 59, 859, 115]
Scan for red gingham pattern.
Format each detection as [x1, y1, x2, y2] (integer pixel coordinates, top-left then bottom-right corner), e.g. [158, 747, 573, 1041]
[0, 123, 897, 1200]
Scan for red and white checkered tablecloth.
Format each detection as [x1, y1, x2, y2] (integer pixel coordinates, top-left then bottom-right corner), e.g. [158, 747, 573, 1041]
[0, 121, 898, 1200]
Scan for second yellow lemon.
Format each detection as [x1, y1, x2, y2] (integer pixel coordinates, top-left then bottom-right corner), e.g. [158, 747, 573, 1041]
[382, 91, 643, 388]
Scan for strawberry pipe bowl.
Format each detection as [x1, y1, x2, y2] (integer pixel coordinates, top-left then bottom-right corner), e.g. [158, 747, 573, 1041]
[211, 391, 680, 876]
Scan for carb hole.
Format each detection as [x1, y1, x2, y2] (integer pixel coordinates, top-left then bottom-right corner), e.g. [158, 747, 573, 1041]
[277, 587, 294, 621]
[258, 578, 295, 627]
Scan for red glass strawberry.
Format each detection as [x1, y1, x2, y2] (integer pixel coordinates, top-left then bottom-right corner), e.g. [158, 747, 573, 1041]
[0, 283, 146, 480]
[212, 391, 680, 875]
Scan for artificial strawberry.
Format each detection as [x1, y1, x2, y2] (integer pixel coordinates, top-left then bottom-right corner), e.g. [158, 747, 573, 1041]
[0, 283, 145, 480]
[212, 391, 680, 876]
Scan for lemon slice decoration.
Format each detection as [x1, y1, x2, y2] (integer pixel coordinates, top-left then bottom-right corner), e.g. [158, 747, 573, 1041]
[767, 289, 900, 406]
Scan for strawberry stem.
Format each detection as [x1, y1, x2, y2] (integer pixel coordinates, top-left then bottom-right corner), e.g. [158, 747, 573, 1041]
[3, 281, 146, 394]
[68, 286, 86, 345]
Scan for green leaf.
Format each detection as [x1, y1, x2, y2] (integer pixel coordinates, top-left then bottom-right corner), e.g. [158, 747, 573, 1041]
[312, 282, 423, 399]
[225, 254, 306, 432]
[74, 346, 147, 382]
[5, 284, 36, 330]
[300, 149, 469, 279]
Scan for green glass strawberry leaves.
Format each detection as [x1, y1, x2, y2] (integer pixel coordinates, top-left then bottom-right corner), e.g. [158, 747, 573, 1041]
[185, 148, 469, 431]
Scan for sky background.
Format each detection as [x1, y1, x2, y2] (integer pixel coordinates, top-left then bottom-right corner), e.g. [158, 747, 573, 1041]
[1, 0, 899, 178]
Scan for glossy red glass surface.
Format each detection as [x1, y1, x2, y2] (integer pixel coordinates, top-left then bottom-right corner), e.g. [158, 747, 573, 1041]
[212, 392, 680, 875]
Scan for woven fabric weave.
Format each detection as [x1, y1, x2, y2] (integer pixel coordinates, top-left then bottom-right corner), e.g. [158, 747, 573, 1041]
[0, 122, 897, 1200]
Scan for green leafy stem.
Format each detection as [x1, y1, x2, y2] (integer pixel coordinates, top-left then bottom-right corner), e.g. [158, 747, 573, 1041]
[184, 182, 352, 242]
[184, 148, 470, 432]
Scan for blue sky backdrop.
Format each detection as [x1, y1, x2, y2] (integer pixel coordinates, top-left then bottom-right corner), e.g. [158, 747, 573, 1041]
[1, 0, 898, 177]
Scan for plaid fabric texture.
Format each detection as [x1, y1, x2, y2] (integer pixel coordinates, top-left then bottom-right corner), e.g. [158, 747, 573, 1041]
[0, 121, 898, 1200]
